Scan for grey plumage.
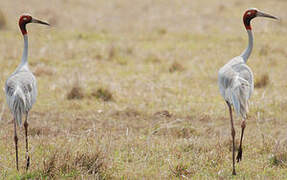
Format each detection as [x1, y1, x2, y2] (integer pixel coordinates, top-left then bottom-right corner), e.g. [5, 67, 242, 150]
[218, 56, 254, 119]
[217, 8, 278, 176]
[7, 14, 49, 172]
[5, 67, 37, 126]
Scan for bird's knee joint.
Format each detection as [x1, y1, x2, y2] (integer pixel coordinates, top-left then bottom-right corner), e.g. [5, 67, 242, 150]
[14, 135, 18, 142]
[24, 121, 28, 128]
[241, 120, 246, 129]
[231, 128, 236, 137]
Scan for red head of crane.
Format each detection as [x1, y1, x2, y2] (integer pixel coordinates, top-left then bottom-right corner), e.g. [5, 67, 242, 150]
[5, 14, 49, 171]
[19, 14, 49, 35]
[218, 8, 278, 175]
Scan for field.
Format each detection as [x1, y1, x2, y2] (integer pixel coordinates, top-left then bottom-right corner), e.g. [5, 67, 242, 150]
[0, 0, 287, 179]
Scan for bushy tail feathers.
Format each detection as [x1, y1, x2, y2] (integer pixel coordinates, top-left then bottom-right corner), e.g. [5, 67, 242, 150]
[12, 86, 26, 126]
[229, 76, 250, 119]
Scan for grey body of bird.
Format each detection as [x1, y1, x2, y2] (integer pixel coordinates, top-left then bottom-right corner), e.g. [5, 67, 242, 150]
[218, 8, 278, 175]
[6, 14, 49, 172]
[5, 66, 37, 126]
[218, 56, 254, 119]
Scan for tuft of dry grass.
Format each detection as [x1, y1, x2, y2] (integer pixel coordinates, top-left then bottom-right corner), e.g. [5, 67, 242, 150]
[144, 55, 162, 64]
[269, 153, 287, 167]
[126, 47, 133, 55]
[0, 10, 6, 29]
[34, 64, 54, 77]
[172, 127, 196, 139]
[157, 28, 167, 35]
[91, 88, 113, 101]
[67, 84, 84, 100]
[74, 152, 105, 175]
[255, 74, 270, 88]
[267, 140, 287, 168]
[169, 162, 192, 178]
[112, 108, 141, 118]
[169, 61, 184, 73]
[42, 149, 107, 178]
[154, 110, 172, 118]
[108, 45, 116, 60]
[29, 126, 52, 137]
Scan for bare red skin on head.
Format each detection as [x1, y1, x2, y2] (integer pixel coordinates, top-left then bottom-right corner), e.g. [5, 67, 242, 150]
[19, 15, 32, 35]
[243, 9, 257, 30]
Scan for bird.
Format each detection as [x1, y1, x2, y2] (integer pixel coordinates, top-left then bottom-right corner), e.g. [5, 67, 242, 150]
[5, 14, 49, 171]
[218, 8, 278, 175]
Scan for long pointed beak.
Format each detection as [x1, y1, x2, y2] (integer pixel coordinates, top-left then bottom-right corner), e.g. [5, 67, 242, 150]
[31, 18, 50, 26]
[256, 11, 279, 20]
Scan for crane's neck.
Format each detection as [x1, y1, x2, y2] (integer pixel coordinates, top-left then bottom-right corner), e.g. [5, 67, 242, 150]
[240, 29, 253, 63]
[17, 34, 29, 71]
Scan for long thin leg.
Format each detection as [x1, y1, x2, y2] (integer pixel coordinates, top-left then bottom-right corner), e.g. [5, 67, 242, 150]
[24, 113, 30, 171]
[13, 118, 19, 171]
[237, 120, 246, 162]
[226, 101, 236, 175]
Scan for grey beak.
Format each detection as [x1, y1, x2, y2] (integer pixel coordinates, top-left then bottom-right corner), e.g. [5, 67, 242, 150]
[256, 11, 279, 20]
[31, 18, 50, 26]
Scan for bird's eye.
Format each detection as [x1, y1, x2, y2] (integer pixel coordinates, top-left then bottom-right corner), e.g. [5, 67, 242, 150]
[247, 12, 251, 15]
[23, 17, 27, 21]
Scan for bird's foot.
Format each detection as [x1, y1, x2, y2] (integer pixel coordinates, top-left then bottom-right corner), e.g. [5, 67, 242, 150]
[237, 147, 242, 163]
[232, 169, 237, 175]
[25, 154, 30, 171]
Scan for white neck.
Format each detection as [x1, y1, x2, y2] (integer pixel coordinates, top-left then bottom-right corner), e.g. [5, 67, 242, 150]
[16, 34, 29, 71]
[240, 29, 253, 63]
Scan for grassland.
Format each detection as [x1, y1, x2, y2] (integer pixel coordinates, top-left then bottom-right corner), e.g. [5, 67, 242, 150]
[0, 0, 287, 179]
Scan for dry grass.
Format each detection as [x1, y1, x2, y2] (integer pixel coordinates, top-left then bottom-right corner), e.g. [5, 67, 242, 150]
[255, 74, 270, 88]
[169, 162, 193, 178]
[169, 61, 185, 73]
[42, 149, 107, 178]
[91, 88, 113, 102]
[0, 0, 286, 179]
[33, 63, 54, 77]
[67, 83, 84, 100]
[0, 9, 6, 29]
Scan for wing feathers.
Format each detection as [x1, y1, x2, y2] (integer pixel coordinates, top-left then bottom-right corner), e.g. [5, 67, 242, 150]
[5, 71, 37, 126]
[230, 76, 250, 118]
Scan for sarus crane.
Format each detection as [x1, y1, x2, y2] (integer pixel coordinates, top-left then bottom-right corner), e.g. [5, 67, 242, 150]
[5, 14, 49, 171]
[218, 8, 278, 175]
